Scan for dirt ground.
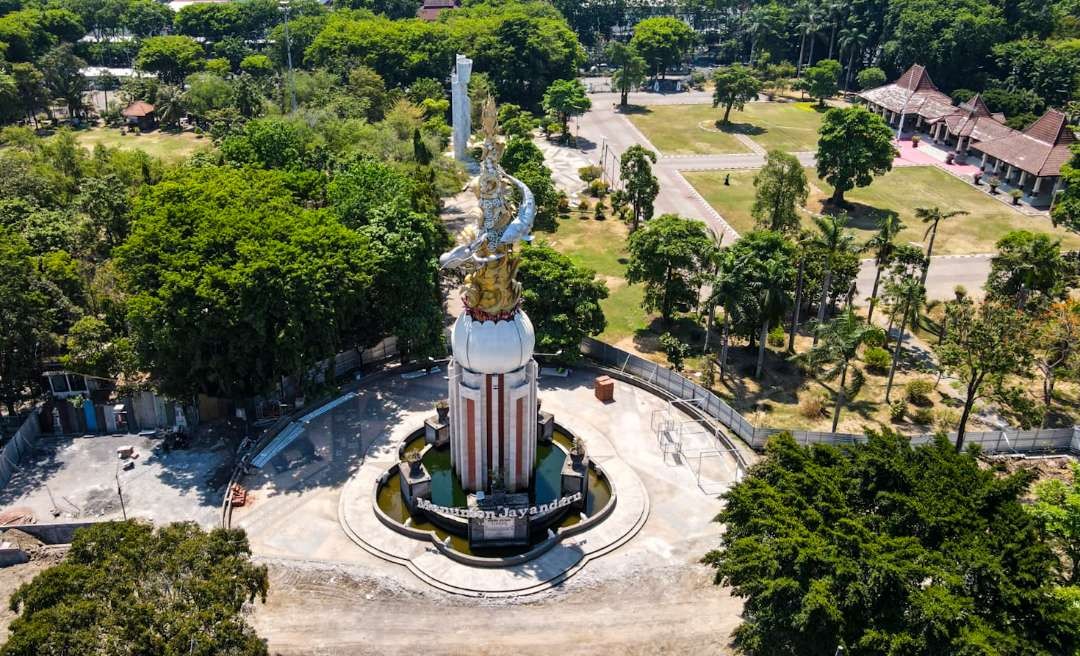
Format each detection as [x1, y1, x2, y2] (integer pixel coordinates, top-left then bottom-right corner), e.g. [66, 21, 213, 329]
[250, 558, 740, 656]
[0, 560, 51, 637]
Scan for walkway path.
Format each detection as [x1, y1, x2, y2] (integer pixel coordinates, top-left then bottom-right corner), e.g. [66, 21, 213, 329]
[543, 92, 992, 300]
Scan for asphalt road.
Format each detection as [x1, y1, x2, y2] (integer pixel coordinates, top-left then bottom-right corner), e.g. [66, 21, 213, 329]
[562, 91, 992, 300]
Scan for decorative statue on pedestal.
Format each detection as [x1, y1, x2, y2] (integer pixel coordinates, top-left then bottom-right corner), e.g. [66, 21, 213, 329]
[439, 97, 538, 493]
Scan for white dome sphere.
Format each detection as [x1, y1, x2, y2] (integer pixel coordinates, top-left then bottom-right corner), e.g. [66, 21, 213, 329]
[451, 311, 535, 374]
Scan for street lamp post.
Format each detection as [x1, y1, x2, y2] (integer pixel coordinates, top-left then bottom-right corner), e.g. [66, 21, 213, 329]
[280, 0, 297, 114]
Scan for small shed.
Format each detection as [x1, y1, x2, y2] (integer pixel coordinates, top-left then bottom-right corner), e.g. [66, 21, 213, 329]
[121, 101, 156, 130]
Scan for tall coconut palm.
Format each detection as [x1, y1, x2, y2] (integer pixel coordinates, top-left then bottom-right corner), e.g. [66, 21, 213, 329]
[787, 230, 813, 353]
[825, 0, 844, 60]
[154, 84, 185, 130]
[883, 275, 926, 402]
[794, 1, 813, 76]
[865, 214, 905, 323]
[809, 213, 856, 345]
[709, 249, 746, 379]
[837, 27, 868, 90]
[915, 206, 968, 285]
[806, 309, 878, 432]
[752, 259, 793, 378]
[699, 231, 725, 354]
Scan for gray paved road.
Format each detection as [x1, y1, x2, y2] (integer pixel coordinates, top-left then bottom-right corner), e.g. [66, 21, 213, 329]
[560, 93, 992, 300]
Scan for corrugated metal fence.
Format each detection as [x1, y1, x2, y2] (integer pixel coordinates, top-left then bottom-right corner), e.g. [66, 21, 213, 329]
[0, 410, 40, 489]
[581, 338, 1078, 454]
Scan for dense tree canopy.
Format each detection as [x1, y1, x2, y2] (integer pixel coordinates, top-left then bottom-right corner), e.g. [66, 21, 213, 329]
[517, 243, 607, 361]
[630, 17, 695, 78]
[135, 35, 205, 84]
[816, 106, 896, 204]
[2, 521, 269, 656]
[627, 214, 715, 324]
[706, 430, 1080, 655]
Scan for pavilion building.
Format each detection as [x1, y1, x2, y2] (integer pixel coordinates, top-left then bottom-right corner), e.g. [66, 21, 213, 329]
[859, 64, 1075, 208]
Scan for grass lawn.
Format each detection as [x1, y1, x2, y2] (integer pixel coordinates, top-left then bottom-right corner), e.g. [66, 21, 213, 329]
[685, 165, 1080, 254]
[74, 127, 210, 162]
[533, 210, 651, 344]
[626, 101, 825, 155]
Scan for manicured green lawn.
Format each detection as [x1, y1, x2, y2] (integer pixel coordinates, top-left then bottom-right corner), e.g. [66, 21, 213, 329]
[685, 165, 1080, 254]
[626, 101, 825, 155]
[74, 127, 210, 162]
[533, 212, 651, 343]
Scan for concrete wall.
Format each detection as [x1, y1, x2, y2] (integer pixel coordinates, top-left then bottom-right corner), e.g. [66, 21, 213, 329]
[0, 410, 41, 490]
[2, 521, 100, 545]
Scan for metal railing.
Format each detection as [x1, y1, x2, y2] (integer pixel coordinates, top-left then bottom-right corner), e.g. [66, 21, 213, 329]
[581, 337, 1078, 455]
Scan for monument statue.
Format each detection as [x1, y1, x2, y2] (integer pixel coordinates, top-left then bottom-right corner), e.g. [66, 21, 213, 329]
[451, 54, 473, 162]
[439, 97, 538, 493]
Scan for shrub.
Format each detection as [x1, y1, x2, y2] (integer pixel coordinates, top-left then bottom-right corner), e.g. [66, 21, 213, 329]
[889, 399, 906, 422]
[799, 394, 827, 418]
[767, 324, 785, 347]
[593, 201, 605, 219]
[933, 408, 960, 432]
[862, 327, 886, 348]
[863, 346, 891, 372]
[689, 70, 708, 90]
[911, 406, 934, 425]
[557, 191, 570, 213]
[577, 198, 590, 212]
[578, 165, 602, 182]
[588, 179, 609, 198]
[905, 378, 935, 405]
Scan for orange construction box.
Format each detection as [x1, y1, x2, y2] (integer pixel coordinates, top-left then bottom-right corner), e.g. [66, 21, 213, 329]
[594, 375, 614, 402]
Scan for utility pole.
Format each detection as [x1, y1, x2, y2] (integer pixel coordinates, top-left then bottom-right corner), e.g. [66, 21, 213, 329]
[115, 464, 127, 521]
[281, 0, 297, 114]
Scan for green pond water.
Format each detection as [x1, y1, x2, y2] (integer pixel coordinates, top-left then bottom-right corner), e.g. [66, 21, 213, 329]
[378, 430, 612, 556]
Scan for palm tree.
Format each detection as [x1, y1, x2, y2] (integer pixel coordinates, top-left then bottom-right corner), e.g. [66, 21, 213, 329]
[794, 1, 813, 76]
[809, 213, 856, 345]
[699, 231, 725, 354]
[709, 250, 746, 380]
[753, 259, 793, 378]
[865, 214, 905, 323]
[806, 309, 878, 432]
[744, 10, 767, 64]
[154, 84, 185, 130]
[787, 230, 813, 353]
[825, 0, 844, 60]
[915, 206, 968, 285]
[883, 275, 926, 402]
[837, 27, 868, 90]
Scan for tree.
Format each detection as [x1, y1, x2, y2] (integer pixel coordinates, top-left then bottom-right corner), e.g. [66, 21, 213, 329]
[232, 73, 264, 119]
[239, 53, 273, 78]
[1051, 146, 1080, 233]
[626, 214, 714, 325]
[117, 166, 382, 399]
[711, 64, 761, 125]
[97, 69, 120, 112]
[805, 309, 877, 431]
[709, 247, 748, 379]
[153, 84, 185, 129]
[60, 315, 134, 380]
[659, 332, 688, 371]
[517, 242, 607, 361]
[705, 430, 1080, 655]
[135, 35, 204, 85]
[619, 145, 659, 232]
[38, 44, 88, 121]
[883, 273, 925, 403]
[1030, 462, 1080, 585]
[629, 17, 695, 79]
[808, 213, 855, 344]
[856, 66, 886, 90]
[11, 63, 47, 127]
[607, 41, 647, 109]
[77, 173, 129, 250]
[987, 230, 1067, 311]
[123, 0, 175, 38]
[816, 106, 895, 204]
[797, 58, 841, 106]
[936, 301, 1037, 451]
[542, 79, 590, 142]
[914, 206, 967, 286]
[0, 228, 49, 415]
[1033, 300, 1080, 410]
[751, 150, 808, 234]
[182, 71, 234, 125]
[864, 213, 904, 323]
[2, 521, 269, 656]
[750, 257, 793, 378]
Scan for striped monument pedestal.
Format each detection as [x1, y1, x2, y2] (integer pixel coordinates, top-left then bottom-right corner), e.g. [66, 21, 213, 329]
[448, 359, 538, 493]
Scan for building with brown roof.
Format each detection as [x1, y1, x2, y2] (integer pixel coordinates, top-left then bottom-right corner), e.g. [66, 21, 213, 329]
[121, 101, 156, 130]
[859, 65, 1076, 208]
[858, 64, 955, 128]
[417, 0, 459, 21]
[969, 109, 1076, 206]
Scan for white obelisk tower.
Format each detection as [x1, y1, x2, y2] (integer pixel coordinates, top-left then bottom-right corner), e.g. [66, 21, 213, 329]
[451, 54, 473, 162]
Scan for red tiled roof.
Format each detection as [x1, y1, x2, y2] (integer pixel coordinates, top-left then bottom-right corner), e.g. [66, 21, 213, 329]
[121, 101, 155, 117]
[930, 93, 1015, 143]
[970, 109, 1077, 177]
[858, 64, 954, 121]
[417, 0, 457, 20]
